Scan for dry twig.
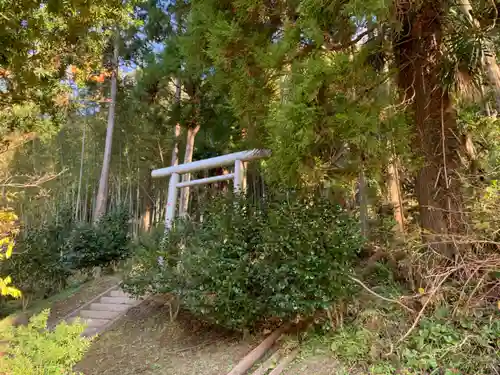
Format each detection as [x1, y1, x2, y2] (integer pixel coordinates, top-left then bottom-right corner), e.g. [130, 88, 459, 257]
[397, 269, 453, 344]
[348, 276, 415, 313]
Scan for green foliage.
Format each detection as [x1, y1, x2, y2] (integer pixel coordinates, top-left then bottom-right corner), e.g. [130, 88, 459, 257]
[64, 208, 131, 272]
[329, 326, 374, 364]
[0, 209, 21, 298]
[0, 0, 139, 140]
[0, 309, 91, 375]
[1, 210, 75, 299]
[1, 208, 130, 301]
[301, 284, 500, 375]
[124, 191, 363, 330]
[402, 311, 500, 373]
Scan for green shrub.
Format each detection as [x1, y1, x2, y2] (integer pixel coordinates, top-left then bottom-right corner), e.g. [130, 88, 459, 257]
[1, 217, 74, 300]
[64, 208, 130, 272]
[1, 208, 131, 302]
[0, 309, 91, 375]
[124, 191, 363, 330]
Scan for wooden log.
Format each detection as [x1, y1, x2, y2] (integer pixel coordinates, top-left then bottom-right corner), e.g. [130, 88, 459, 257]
[268, 348, 300, 375]
[251, 344, 281, 375]
[226, 323, 290, 375]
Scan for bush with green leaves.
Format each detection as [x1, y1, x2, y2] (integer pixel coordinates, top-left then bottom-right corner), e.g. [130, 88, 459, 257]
[124, 191, 363, 330]
[64, 208, 131, 272]
[0, 210, 75, 300]
[0, 309, 90, 375]
[1, 207, 131, 302]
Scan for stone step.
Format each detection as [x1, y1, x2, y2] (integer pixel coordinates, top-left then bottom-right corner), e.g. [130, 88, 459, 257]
[90, 302, 130, 312]
[82, 326, 100, 337]
[80, 309, 121, 320]
[109, 289, 130, 298]
[69, 317, 110, 328]
[100, 296, 137, 305]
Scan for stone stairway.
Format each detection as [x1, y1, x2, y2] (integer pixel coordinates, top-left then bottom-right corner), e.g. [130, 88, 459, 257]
[65, 287, 141, 337]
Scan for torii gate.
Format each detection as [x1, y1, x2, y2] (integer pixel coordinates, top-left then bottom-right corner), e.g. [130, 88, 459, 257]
[151, 149, 270, 232]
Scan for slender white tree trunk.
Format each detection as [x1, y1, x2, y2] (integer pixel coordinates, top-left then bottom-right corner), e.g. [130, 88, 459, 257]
[94, 34, 119, 223]
[76, 120, 86, 221]
[179, 124, 200, 217]
[163, 77, 182, 224]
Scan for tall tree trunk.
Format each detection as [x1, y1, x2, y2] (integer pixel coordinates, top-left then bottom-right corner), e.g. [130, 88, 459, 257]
[161, 77, 182, 226]
[93, 34, 119, 223]
[387, 153, 405, 233]
[394, 0, 466, 257]
[141, 169, 153, 232]
[459, 0, 500, 113]
[381, 56, 405, 234]
[179, 124, 200, 218]
[76, 120, 86, 221]
[171, 77, 182, 166]
[358, 166, 369, 238]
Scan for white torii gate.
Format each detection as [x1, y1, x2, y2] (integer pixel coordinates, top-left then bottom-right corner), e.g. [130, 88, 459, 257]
[151, 149, 270, 232]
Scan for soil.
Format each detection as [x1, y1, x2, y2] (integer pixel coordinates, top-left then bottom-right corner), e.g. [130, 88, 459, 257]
[283, 355, 346, 374]
[75, 299, 260, 375]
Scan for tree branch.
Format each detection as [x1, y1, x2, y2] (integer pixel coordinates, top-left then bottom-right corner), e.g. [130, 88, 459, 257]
[0, 169, 67, 188]
[323, 28, 374, 51]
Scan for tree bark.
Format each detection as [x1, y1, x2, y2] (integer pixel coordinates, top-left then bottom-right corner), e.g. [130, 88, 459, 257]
[387, 151, 404, 234]
[358, 167, 369, 238]
[171, 77, 182, 167]
[93, 34, 119, 223]
[394, 0, 466, 257]
[178, 124, 200, 217]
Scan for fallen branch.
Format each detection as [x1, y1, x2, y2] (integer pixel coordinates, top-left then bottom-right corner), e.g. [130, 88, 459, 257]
[268, 348, 300, 375]
[251, 344, 281, 375]
[226, 323, 291, 375]
[0, 169, 67, 188]
[348, 276, 415, 313]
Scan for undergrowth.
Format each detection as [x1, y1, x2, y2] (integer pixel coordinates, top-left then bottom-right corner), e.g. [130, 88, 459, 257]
[0, 309, 91, 375]
[299, 267, 500, 375]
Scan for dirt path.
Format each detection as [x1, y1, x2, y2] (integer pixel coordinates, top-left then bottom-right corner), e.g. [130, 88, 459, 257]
[283, 355, 346, 374]
[75, 300, 260, 375]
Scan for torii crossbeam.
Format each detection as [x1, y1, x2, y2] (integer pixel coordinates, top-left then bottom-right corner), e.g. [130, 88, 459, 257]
[151, 149, 270, 231]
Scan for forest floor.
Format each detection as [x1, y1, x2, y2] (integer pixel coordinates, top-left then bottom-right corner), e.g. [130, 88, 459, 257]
[75, 299, 260, 375]
[73, 291, 344, 375]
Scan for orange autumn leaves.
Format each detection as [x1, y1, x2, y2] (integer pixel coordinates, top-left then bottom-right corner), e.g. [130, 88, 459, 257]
[69, 64, 111, 83]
